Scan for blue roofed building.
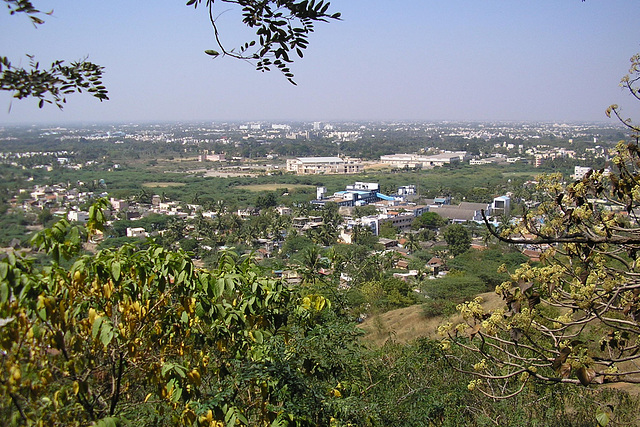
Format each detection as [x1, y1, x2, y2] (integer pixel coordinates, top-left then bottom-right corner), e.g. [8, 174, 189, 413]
[313, 182, 389, 207]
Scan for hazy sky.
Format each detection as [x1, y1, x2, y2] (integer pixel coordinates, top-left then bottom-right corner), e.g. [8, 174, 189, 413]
[1, 0, 639, 125]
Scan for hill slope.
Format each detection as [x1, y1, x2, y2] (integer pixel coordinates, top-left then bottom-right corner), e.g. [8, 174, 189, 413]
[359, 290, 503, 347]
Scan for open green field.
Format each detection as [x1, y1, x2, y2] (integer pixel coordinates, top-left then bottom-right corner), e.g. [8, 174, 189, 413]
[235, 183, 315, 192]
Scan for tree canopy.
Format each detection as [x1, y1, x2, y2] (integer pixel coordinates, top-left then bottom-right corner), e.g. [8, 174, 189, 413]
[442, 224, 471, 257]
[1, 201, 355, 425]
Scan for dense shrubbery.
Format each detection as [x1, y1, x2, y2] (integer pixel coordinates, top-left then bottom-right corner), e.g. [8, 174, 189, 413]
[416, 246, 529, 319]
[3, 195, 640, 426]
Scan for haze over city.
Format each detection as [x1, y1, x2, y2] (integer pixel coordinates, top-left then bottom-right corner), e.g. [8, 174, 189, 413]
[1, 0, 639, 124]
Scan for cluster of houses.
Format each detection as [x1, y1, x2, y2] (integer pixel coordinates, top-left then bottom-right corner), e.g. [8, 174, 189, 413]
[11, 178, 520, 286]
[15, 178, 512, 240]
[13, 184, 213, 239]
[308, 181, 510, 236]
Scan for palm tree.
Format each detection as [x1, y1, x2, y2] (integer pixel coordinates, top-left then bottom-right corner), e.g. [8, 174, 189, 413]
[311, 224, 338, 246]
[134, 188, 151, 204]
[404, 232, 420, 254]
[326, 246, 347, 284]
[353, 251, 397, 284]
[270, 213, 291, 240]
[293, 202, 310, 218]
[351, 224, 372, 245]
[295, 245, 326, 286]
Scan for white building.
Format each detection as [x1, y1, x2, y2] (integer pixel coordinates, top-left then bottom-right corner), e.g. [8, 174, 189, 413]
[110, 198, 129, 211]
[397, 185, 416, 196]
[127, 227, 147, 238]
[572, 166, 592, 180]
[286, 157, 363, 175]
[380, 151, 467, 169]
[346, 182, 379, 192]
[68, 211, 89, 223]
[276, 206, 292, 216]
[491, 196, 511, 217]
[199, 153, 226, 162]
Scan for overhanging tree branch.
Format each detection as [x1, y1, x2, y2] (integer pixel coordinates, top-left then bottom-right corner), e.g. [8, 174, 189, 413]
[0, 55, 109, 109]
[188, 0, 341, 84]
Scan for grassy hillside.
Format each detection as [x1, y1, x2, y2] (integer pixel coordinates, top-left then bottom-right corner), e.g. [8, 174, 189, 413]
[359, 290, 503, 347]
[360, 292, 640, 399]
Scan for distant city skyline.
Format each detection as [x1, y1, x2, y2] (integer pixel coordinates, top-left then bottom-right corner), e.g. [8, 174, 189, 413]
[1, 1, 639, 125]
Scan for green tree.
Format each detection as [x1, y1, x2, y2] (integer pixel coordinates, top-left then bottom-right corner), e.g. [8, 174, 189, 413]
[306, 203, 342, 246]
[353, 205, 378, 218]
[281, 233, 314, 257]
[403, 231, 420, 253]
[0, 202, 352, 425]
[442, 54, 640, 400]
[255, 191, 278, 210]
[351, 224, 377, 249]
[310, 223, 339, 246]
[295, 244, 327, 285]
[36, 208, 53, 226]
[378, 221, 398, 239]
[413, 211, 445, 230]
[442, 224, 471, 257]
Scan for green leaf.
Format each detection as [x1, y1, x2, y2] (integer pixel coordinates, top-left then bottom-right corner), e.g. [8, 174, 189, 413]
[161, 362, 174, 377]
[224, 408, 237, 427]
[0, 262, 8, 280]
[100, 321, 114, 347]
[252, 330, 263, 344]
[7, 251, 15, 266]
[204, 50, 220, 57]
[0, 282, 8, 303]
[225, 276, 236, 292]
[596, 409, 610, 426]
[111, 262, 121, 282]
[195, 302, 206, 318]
[174, 364, 186, 378]
[171, 384, 182, 402]
[37, 298, 47, 320]
[214, 278, 225, 298]
[235, 412, 248, 425]
[93, 417, 121, 427]
[18, 280, 32, 302]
